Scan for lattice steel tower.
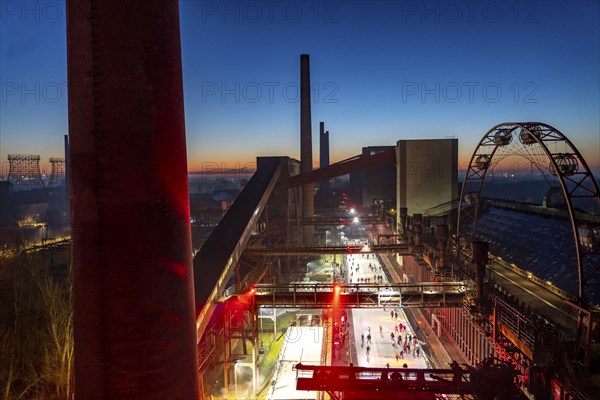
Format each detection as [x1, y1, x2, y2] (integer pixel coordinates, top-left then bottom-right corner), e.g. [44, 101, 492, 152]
[7, 154, 44, 191]
[48, 157, 66, 187]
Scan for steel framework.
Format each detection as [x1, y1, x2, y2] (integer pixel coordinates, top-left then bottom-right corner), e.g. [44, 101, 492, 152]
[194, 161, 282, 342]
[222, 295, 259, 398]
[457, 122, 600, 305]
[288, 148, 396, 188]
[245, 243, 413, 256]
[48, 157, 65, 187]
[294, 359, 520, 399]
[223, 282, 467, 308]
[7, 154, 44, 191]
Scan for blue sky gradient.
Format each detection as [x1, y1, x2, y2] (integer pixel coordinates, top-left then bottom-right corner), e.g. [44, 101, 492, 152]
[1, 0, 598, 175]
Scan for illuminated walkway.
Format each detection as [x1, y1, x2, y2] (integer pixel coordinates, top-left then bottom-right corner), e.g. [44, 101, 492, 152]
[267, 326, 324, 400]
[345, 253, 429, 369]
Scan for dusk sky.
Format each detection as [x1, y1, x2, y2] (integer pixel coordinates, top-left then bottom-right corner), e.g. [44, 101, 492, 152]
[1, 0, 599, 175]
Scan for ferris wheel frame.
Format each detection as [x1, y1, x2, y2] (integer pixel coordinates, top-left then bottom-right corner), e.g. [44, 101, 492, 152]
[457, 122, 600, 304]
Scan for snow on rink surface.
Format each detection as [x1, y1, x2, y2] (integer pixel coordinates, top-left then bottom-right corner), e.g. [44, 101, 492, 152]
[267, 326, 324, 400]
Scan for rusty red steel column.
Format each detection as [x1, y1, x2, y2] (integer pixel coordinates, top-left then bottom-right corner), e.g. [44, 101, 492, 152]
[67, 1, 199, 399]
[300, 54, 315, 244]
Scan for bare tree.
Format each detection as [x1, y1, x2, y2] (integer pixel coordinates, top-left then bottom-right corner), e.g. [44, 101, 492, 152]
[0, 247, 73, 400]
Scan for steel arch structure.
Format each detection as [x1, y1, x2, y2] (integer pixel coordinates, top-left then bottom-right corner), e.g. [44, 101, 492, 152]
[457, 122, 600, 305]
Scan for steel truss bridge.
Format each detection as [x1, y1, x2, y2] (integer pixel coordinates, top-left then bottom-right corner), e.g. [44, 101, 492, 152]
[244, 243, 413, 256]
[295, 364, 475, 399]
[221, 282, 467, 308]
[294, 360, 519, 400]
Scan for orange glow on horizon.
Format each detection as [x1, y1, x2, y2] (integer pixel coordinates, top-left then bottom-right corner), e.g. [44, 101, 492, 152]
[186, 146, 600, 177]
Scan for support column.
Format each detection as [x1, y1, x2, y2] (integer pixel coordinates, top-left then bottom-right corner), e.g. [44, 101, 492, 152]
[274, 308, 277, 339]
[300, 54, 315, 244]
[67, 1, 199, 399]
[435, 224, 449, 275]
[399, 207, 408, 235]
[472, 241, 489, 307]
[413, 213, 423, 247]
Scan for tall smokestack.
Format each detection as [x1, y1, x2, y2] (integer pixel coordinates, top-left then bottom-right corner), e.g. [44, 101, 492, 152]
[319, 122, 330, 192]
[300, 54, 314, 243]
[319, 122, 330, 168]
[67, 1, 199, 399]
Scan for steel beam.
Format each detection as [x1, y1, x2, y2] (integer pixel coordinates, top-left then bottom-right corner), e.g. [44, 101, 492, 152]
[245, 244, 413, 256]
[294, 364, 473, 395]
[289, 148, 396, 188]
[224, 282, 466, 308]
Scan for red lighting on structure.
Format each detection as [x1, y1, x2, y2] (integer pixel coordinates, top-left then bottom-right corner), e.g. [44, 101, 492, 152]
[334, 284, 341, 294]
[166, 260, 188, 279]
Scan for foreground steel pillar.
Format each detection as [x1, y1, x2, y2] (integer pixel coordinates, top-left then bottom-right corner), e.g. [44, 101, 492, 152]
[472, 241, 489, 306]
[67, 2, 199, 399]
[300, 54, 315, 244]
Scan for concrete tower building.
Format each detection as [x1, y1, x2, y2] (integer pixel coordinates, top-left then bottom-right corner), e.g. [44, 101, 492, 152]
[362, 146, 396, 210]
[396, 138, 458, 217]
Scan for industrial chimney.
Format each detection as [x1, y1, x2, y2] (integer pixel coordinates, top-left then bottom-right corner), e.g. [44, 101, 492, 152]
[300, 54, 315, 244]
[319, 122, 330, 192]
[67, 1, 199, 398]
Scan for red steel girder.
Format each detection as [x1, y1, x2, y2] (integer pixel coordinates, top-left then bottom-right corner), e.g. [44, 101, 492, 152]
[289, 148, 396, 188]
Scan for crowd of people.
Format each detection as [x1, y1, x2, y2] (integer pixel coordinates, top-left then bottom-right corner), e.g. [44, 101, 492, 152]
[346, 254, 387, 283]
[358, 321, 423, 365]
[386, 312, 423, 364]
[339, 248, 427, 368]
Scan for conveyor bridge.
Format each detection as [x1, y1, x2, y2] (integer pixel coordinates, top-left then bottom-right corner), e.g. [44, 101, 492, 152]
[245, 243, 413, 256]
[221, 282, 467, 308]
